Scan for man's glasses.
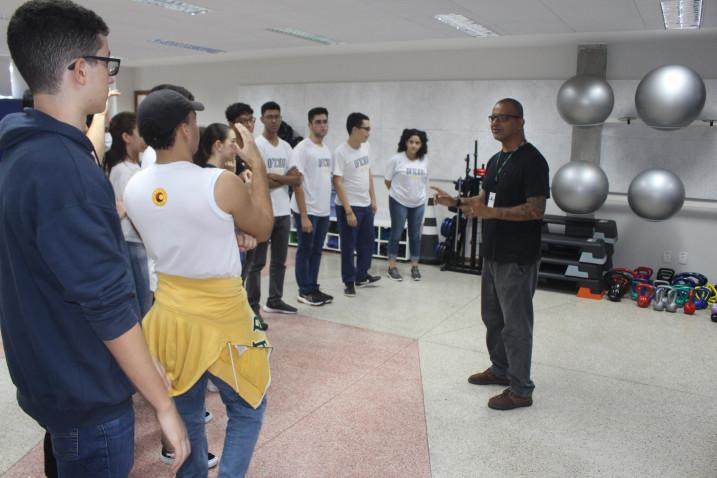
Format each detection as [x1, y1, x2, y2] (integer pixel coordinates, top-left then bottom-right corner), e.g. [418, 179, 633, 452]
[67, 56, 121, 76]
[357, 126, 371, 132]
[237, 116, 256, 125]
[489, 114, 521, 123]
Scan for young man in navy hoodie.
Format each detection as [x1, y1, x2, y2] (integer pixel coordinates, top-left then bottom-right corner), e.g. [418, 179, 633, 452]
[0, 1, 189, 475]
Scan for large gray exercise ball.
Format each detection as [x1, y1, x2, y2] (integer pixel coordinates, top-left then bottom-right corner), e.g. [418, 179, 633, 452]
[635, 65, 706, 130]
[556, 75, 614, 126]
[627, 169, 685, 221]
[551, 161, 609, 214]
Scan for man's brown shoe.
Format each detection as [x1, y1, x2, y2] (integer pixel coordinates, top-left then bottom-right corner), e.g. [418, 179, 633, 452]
[488, 388, 533, 410]
[467, 368, 510, 386]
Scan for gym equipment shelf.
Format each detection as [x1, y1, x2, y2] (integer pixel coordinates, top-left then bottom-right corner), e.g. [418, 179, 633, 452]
[539, 214, 617, 293]
[288, 217, 410, 261]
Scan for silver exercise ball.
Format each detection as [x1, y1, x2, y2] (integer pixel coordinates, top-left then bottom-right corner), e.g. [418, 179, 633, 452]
[556, 75, 614, 126]
[627, 169, 685, 221]
[635, 65, 706, 130]
[551, 161, 609, 214]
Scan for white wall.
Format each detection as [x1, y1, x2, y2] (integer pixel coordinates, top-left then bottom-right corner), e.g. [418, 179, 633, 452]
[127, 33, 717, 278]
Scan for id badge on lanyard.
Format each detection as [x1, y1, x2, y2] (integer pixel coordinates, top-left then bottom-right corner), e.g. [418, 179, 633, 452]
[487, 192, 496, 208]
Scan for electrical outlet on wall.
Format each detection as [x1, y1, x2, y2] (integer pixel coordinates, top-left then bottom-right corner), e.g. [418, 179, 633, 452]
[663, 250, 672, 263]
[679, 251, 688, 265]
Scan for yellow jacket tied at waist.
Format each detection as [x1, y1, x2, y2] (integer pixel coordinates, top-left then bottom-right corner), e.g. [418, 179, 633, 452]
[142, 273, 271, 409]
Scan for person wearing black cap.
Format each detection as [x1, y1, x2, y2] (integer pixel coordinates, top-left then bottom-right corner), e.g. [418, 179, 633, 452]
[124, 89, 274, 477]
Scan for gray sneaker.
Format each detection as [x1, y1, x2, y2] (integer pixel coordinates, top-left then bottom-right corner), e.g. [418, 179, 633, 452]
[387, 267, 402, 282]
[411, 266, 421, 281]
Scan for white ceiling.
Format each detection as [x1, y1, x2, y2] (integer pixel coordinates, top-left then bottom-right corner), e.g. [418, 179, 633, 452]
[0, 0, 716, 67]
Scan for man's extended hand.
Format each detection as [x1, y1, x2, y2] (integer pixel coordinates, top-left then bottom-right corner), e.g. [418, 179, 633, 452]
[459, 197, 494, 219]
[430, 186, 456, 208]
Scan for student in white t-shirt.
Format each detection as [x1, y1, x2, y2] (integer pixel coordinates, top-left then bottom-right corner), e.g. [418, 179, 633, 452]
[384, 129, 429, 282]
[104, 111, 152, 315]
[333, 112, 381, 297]
[243, 101, 302, 320]
[290, 107, 334, 307]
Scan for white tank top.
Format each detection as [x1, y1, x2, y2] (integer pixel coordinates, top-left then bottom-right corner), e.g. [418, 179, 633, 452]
[123, 161, 242, 278]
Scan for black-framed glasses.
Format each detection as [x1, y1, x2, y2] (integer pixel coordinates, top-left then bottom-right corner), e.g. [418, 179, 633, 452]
[488, 114, 521, 123]
[67, 56, 121, 76]
[237, 116, 256, 125]
[357, 126, 371, 132]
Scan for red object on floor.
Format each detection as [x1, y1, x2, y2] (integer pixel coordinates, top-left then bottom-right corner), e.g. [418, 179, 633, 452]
[577, 287, 604, 300]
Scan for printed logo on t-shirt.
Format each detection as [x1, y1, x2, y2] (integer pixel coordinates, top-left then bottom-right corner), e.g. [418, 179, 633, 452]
[353, 156, 369, 169]
[152, 188, 168, 207]
[406, 167, 426, 182]
[267, 157, 287, 170]
[318, 158, 331, 168]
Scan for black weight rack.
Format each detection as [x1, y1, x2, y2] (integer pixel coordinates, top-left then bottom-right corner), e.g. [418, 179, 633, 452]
[538, 214, 617, 293]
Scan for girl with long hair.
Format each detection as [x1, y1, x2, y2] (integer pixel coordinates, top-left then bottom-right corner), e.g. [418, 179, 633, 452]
[384, 129, 429, 282]
[105, 111, 152, 315]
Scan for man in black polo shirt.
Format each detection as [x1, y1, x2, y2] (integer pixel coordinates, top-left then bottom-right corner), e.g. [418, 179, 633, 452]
[433, 98, 549, 410]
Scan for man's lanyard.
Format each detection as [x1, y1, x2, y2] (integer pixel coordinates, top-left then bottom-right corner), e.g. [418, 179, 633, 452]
[495, 141, 526, 181]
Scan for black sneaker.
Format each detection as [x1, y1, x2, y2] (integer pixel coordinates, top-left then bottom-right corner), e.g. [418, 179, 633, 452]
[298, 292, 326, 306]
[356, 274, 381, 287]
[263, 300, 298, 315]
[161, 448, 218, 469]
[344, 282, 356, 297]
[410, 266, 422, 281]
[316, 289, 333, 303]
[387, 267, 403, 282]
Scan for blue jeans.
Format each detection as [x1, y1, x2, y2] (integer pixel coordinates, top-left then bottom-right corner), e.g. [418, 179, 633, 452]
[174, 373, 266, 478]
[126, 241, 152, 318]
[388, 196, 425, 262]
[292, 213, 330, 295]
[46, 407, 134, 478]
[335, 205, 375, 284]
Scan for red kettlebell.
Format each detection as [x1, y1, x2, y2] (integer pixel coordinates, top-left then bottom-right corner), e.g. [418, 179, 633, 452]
[636, 283, 654, 308]
[683, 290, 696, 315]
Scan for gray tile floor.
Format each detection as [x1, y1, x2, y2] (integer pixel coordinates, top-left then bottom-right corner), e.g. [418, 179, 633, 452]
[285, 253, 717, 478]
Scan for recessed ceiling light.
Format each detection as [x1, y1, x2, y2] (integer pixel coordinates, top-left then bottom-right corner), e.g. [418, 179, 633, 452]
[150, 39, 223, 54]
[267, 27, 339, 45]
[132, 0, 209, 16]
[434, 14, 498, 38]
[660, 0, 703, 29]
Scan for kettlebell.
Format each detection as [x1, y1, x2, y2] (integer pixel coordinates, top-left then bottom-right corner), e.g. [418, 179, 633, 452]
[652, 286, 671, 312]
[665, 289, 679, 313]
[636, 283, 654, 308]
